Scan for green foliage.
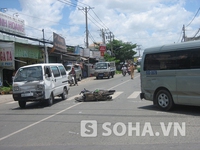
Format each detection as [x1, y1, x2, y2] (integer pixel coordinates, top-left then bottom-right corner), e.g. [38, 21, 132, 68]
[106, 39, 137, 63]
[0, 86, 12, 93]
[104, 53, 120, 63]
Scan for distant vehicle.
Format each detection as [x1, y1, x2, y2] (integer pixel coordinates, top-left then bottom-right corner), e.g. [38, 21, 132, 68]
[12, 63, 69, 108]
[65, 64, 82, 81]
[94, 61, 116, 79]
[140, 40, 200, 111]
[136, 57, 142, 72]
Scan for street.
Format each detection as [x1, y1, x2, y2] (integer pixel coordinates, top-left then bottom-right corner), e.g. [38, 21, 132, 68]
[0, 72, 200, 150]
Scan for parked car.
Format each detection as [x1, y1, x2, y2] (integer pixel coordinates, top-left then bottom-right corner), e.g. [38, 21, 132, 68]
[65, 64, 82, 81]
[12, 63, 69, 108]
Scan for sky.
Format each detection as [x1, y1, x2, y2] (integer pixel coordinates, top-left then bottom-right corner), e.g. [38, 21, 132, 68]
[1, 0, 200, 56]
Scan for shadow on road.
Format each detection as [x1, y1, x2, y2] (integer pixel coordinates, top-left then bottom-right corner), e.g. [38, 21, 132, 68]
[138, 104, 200, 116]
[12, 97, 64, 110]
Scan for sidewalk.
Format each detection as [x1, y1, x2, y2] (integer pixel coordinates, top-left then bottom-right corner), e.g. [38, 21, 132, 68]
[0, 94, 13, 104]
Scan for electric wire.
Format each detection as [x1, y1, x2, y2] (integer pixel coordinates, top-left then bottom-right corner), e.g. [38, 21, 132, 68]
[186, 7, 200, 27]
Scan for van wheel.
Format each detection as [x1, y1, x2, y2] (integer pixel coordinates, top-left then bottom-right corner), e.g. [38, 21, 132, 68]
[47, 93, 54, 106]
[18, 101, 26, 109]
[61, 88, 68, 100]
[155, 89, 174, 111]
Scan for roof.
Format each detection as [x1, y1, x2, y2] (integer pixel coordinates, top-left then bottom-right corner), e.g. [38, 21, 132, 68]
[20, 63, 63, 68]
[144, 40, 200, 54]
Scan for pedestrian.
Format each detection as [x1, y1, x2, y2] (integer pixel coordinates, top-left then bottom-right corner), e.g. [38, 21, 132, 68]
[70, 67, 78, 86]
[130, 63, 135, 79]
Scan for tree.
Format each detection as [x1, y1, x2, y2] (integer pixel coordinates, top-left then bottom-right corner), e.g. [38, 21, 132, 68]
[106, 39, 137, 63]
[103, 53, 120, 63]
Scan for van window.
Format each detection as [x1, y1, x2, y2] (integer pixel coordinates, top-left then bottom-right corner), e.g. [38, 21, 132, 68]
[44, 66, 52, 77]
[189, 49, 200, 69]
[14, 66, 43, 82]
[144, 49, 200, 71]
[58, 66, 66, 76]
[51, 66, 60, 77]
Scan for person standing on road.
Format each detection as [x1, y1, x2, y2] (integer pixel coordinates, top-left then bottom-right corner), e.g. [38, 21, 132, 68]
[130, 63, 135, 79]
[70, 67, 78, 86]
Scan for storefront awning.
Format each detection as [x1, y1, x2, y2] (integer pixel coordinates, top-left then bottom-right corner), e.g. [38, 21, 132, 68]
[81, 57, 88, 61]
[14, 59, 27, 64]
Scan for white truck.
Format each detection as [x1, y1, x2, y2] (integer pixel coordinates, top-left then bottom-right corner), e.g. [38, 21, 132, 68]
[94, 61, 116, 79]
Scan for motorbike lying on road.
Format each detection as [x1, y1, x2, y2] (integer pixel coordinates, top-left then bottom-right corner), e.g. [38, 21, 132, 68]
[75, 88, 116, 102]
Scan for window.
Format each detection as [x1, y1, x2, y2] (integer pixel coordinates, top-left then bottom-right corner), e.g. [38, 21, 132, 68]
[58, 66, 66, 76]
[14, 66, 42, 82]
[144, 51, 177, 70]
[176, 50, 190, 69]
[144, 48, 200, 71]
[190, 49, 200, 69]
[51, 66, 60, 77]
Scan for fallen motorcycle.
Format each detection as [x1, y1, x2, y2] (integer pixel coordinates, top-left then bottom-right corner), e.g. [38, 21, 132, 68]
[75, 88, 116, 102]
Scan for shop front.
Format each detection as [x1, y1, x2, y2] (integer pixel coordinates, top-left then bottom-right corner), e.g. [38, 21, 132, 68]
[0, 42, 43, 87]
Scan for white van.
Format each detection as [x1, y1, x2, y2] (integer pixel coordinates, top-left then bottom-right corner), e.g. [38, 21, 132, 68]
[12, 63, 69, 108]
[140, 40, 200, 111]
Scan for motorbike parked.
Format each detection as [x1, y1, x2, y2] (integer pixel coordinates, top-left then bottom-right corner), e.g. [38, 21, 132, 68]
[75, 88, 116, 102]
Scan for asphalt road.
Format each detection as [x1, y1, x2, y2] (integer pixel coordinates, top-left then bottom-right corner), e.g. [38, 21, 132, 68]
[0, 72, 200, 150]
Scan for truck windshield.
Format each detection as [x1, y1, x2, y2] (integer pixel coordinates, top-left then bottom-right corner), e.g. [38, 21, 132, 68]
[14, 66, 43, 82]
[95, 63, 107, 69]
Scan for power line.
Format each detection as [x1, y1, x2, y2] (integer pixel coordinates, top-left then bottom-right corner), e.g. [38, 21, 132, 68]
[186, 7, 200, 27]
[73, 0, 90, 7]
[91, 9, 110, 30]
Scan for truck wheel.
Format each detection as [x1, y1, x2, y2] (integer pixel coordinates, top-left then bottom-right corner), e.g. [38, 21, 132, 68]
[96, 76, 98, 79]
[18, 101, 26, 109]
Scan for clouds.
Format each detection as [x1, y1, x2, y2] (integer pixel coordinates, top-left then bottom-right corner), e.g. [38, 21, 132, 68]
[7, 0, 199, 51]
[74, 0, 199, 49]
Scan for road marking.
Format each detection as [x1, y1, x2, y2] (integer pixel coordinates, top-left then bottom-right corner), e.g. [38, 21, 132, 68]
[0, 76, 139, 141]
[66, 94, 79, 101]
[0, 102, 82, 142]
[112, 91, 123, 99]
[128, 91, 141, 99]
[109, 80, 130, 90]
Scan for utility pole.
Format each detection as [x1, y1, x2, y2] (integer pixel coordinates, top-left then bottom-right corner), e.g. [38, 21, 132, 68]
[85, 7, 89, 48]
[137, 45, 141, 57]
[182, 24, 186, 42]
[109, 32, 114, 55]
[101, 29, 106, 44]
[42, 29, 46, 63]
[79, 7, 93, 48]
[104, 31, 114, 55]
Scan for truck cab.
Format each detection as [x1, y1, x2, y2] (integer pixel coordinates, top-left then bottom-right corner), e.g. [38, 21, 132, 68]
[94, 61, 116, 79]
